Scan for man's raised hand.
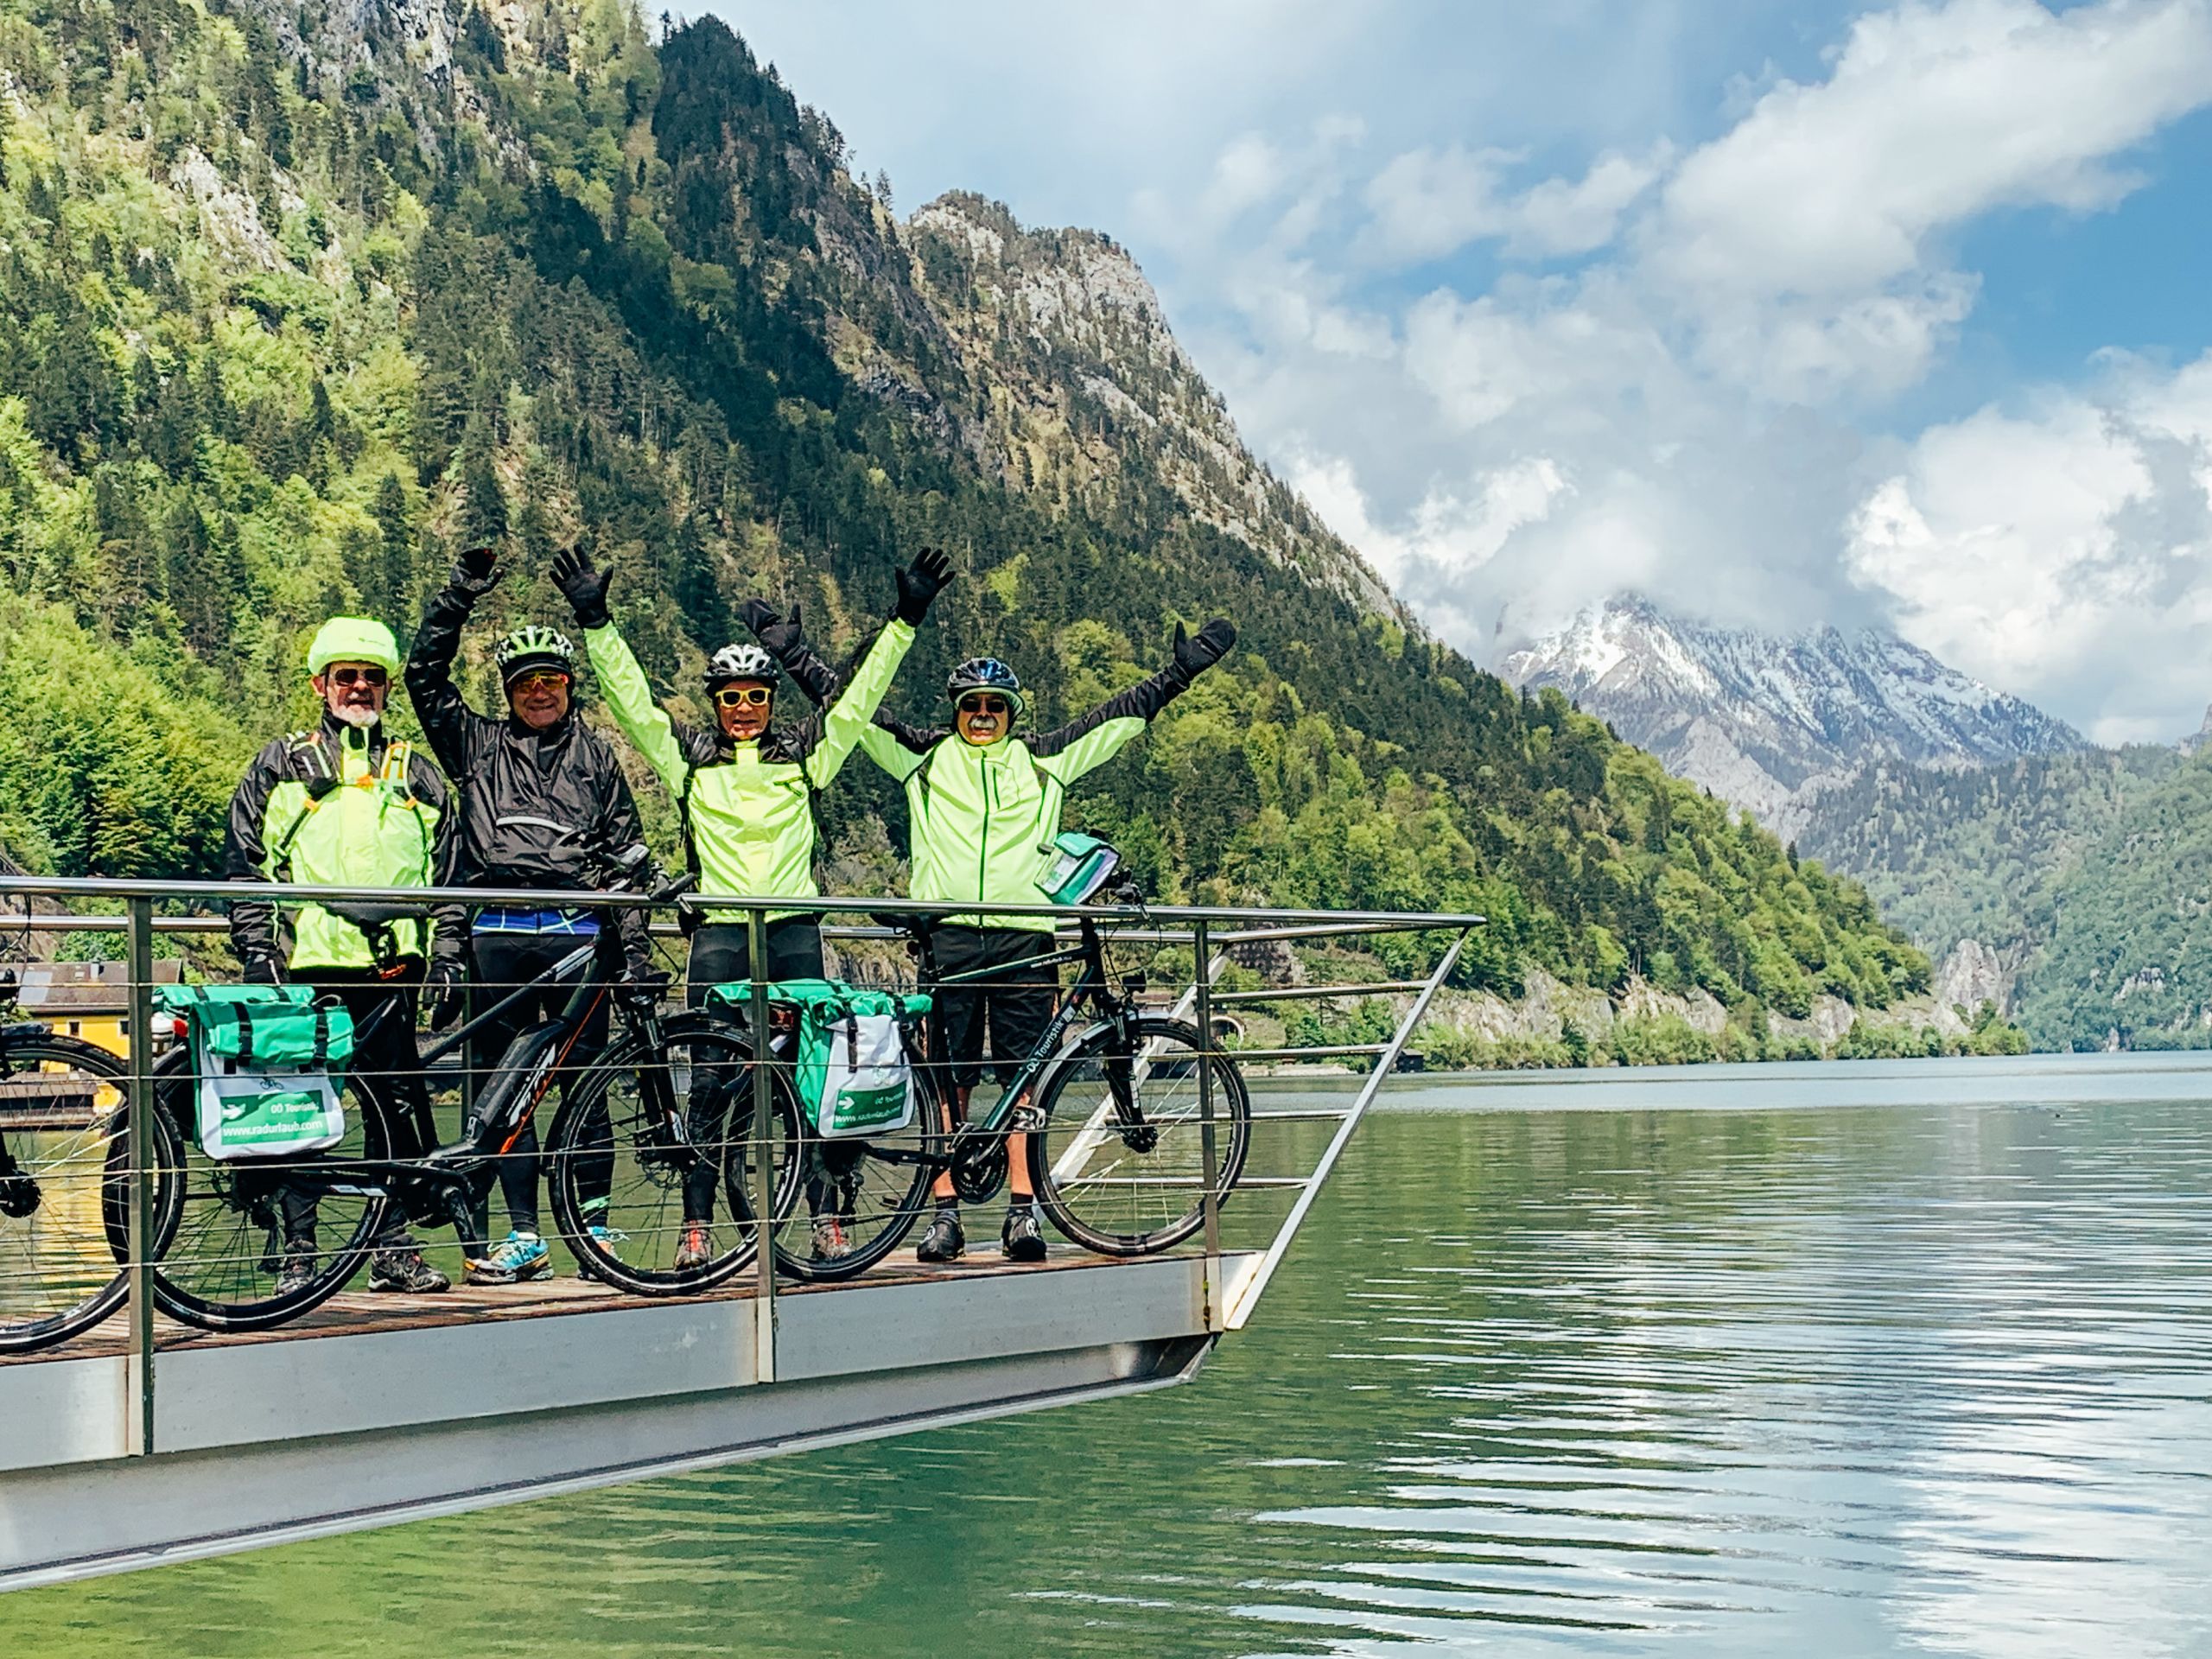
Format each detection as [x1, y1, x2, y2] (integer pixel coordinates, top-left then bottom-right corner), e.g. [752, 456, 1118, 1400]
[454, 544, 498, 595]
[894, 547, 956, 625]
[1173, 618, 1237, 679]
[549, 548, 612, 630]
[738, 598, 806, 660]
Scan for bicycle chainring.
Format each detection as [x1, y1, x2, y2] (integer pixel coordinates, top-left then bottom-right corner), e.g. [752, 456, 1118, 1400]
[950, 1130, 1007, 1205]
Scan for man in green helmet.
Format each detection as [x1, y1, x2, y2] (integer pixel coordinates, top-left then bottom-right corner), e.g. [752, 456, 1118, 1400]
[225, 617, 464, 1297]
[854, 618, 1236, 1263]
[548, 545, 954, 1268]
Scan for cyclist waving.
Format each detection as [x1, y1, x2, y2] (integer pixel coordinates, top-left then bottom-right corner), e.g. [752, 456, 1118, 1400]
[855, 616, 1236, 1263]
[405, 545, 658, 1285]
[550, 546, 955, 1267]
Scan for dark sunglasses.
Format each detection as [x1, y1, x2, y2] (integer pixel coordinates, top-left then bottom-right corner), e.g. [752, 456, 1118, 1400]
[327, 666, 389, 688]
[957, 694, 1011, 716]
[715, 685, 773, 709]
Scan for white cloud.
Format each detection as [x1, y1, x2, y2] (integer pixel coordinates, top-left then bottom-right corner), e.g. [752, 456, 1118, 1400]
[1847, 354, 2212, 741]
[1361, 143, 1668, 264]
[716, 0, 2212, 736]
[1654, 0, 2212, 299]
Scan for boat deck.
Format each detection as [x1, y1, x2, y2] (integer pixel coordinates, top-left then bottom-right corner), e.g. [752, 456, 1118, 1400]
[0, 1244, 1251, 1591]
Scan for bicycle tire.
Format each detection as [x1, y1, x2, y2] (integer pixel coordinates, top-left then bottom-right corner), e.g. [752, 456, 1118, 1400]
[770, 1104, 936, 1284]
[146, 1052, 395, 1332]
[1029, 1015, 1251, 1256]
[550, 1013, 805, 1296]
[0, 1032, 158, 1355]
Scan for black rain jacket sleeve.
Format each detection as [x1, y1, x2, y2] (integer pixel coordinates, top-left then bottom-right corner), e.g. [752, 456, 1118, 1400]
[1028, 664, 1192, 761]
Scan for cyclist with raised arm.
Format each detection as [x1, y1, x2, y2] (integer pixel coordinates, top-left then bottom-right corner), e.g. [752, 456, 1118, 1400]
[405, 545, 659, 1285]
[854, 616, 1236, 1263]
[225, 617, 465, 1297]
[548, 546, 954, 1268]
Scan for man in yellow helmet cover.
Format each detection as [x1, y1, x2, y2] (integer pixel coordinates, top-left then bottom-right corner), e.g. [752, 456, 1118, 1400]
[224, 616, 464, 1297]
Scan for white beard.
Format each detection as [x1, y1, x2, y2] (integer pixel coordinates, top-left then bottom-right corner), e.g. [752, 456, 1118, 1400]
[330, 702, 380, 730]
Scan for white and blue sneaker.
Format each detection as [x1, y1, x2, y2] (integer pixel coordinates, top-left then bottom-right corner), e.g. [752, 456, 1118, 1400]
[465, 1230, 551, 1287]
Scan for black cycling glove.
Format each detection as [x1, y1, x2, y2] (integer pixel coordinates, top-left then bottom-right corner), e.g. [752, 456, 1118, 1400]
[894, 548, 956, 626]
[452, 544, 498, 597]
[738, 598, 806, 662]
[550, 548, 612, 630]
[1171, 618, 1236, 681]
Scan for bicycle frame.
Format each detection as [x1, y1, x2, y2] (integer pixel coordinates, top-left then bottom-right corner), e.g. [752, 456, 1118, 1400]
[884, 917, 1136, 1179]
[188, 939, 625, 1229]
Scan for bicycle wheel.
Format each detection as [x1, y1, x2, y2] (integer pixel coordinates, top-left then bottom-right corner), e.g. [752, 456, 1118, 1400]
[770, 1086, 936, 1283]
[0, 1033, 151, 1354]
[1029, 1015, 1251, 1255]
[549, 1013, 804, 1295]
[144, 1052, 394, 1332]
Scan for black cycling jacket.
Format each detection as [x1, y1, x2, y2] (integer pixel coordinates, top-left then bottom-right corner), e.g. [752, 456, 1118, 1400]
[405, 570, 655, 976]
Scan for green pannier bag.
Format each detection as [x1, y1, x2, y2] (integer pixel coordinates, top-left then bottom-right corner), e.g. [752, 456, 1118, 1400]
[156, 985, 354, 1163]
[706, 978, 931, 1140]
[1037, 830, 1122, 906]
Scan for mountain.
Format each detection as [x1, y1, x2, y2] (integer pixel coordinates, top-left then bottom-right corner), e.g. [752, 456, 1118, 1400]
[1790, 748, 2182, 1023]
[2013, 754, 2212, 1050]
[0, 0, 1925, 1033]
[1500, 597, 2083, 826]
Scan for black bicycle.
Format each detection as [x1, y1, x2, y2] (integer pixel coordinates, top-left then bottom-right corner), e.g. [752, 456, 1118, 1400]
[768, 896, 1252, 1282]
[0, 982, 170, 1355]
[117, 870, 805, 1332]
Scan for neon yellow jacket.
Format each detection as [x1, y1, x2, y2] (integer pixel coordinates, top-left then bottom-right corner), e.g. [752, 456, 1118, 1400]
[857, 664, 1192, 932]
[587, 620, 914, 919]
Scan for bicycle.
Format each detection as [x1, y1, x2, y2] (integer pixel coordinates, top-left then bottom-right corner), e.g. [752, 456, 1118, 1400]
[768, 889, 1253, 1282]
[119, 868, 806, 1334]
[0, 977, 176, 1355]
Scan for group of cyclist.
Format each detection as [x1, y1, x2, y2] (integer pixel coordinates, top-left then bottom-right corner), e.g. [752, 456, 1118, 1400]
[222, 543, 1235, 1296]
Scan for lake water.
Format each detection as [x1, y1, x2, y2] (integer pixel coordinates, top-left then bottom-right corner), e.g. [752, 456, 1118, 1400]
[11, 1054, 2211, 1656]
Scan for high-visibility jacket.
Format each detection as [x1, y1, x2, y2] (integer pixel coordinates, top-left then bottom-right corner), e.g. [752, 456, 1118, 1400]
[224, 714, 460, 971]
[857, 664, 1194, 932]
[586, 618, 913, 919]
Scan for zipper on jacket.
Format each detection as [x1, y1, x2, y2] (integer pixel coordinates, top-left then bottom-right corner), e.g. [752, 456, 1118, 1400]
[978, 757, 993, 902]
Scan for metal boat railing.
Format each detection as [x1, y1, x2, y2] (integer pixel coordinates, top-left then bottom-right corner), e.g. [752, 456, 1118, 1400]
[0, 873, 1478, 1446]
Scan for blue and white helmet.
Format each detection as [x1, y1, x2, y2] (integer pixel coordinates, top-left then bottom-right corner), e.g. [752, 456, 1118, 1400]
[945, 657, 1026, 716]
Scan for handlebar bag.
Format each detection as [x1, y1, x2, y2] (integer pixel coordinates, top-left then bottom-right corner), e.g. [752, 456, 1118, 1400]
[1038, 831, 1122, 906]
[155, 985, 352, 1162]
[708, 978, 931, 1139]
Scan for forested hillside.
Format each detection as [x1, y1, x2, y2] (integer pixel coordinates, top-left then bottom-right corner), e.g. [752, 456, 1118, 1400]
[0, 0, 1925, 1021]
[1793, 750, 2180, 962]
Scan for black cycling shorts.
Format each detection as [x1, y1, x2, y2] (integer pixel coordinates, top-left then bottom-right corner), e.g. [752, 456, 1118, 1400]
[684, 918, 827, 1007]
[930, 925, 1058, 1094]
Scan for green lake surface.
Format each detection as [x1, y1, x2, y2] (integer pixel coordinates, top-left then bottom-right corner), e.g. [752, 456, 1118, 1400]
[13, 1054, 2211, 1656]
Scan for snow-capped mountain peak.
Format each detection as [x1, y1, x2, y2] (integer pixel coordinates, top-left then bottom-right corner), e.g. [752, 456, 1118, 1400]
[1500, 596, 2083, 824]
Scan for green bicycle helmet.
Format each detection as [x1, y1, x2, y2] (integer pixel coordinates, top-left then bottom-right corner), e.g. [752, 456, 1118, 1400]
[495, 624, 576, 687]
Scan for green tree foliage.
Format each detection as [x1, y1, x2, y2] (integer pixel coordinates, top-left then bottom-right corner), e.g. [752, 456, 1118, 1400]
[0, 0, 1920, 1022]
[2013, 756, 2212, 1050]
[1795, 749, 2178, 959]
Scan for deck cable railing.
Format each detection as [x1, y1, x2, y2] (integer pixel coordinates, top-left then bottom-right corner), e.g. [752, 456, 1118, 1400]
[0, 873, 1478, 1450]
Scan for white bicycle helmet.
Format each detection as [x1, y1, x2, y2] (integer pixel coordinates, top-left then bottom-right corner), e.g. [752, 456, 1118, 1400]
[494, 624, 576, 686]
[705, 642, 777, 688]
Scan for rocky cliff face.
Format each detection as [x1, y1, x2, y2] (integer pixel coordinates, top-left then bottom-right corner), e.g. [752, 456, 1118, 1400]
[900, 194, 1401, 618]
[1502, 596, 2082, 827]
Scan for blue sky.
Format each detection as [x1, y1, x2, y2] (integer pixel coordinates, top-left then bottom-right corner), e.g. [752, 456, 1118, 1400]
[715, 1, 2212, 743]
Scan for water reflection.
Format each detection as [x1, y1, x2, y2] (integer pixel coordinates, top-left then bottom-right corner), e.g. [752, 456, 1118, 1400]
[12, 1065, 2212, 1657]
